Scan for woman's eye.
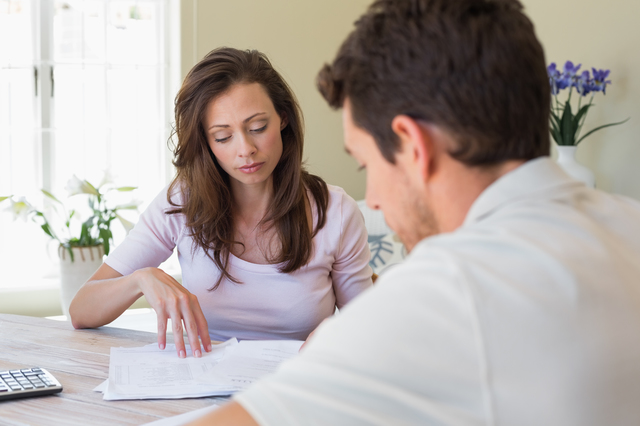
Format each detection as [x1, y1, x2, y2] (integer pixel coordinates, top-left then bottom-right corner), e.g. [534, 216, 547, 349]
[357, 165, 366, 172]
[215, 135, 231, 143]
[250, 124, 267, 133]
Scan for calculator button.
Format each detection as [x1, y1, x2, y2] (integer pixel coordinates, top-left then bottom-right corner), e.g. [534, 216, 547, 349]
[20, 369, 32, 373]
[9, 370, 21, 375]
[31, 368, 43, 373]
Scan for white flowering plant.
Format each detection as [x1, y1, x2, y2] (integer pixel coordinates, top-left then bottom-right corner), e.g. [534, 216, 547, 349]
[1, 174, 140, 261]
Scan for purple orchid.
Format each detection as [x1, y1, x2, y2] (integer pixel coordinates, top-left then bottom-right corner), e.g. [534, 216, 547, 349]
[573, 70, 592, 96]
[556, 60, 581, 90]
[547, 63, 561, 94]
[590, 68, 612, 94]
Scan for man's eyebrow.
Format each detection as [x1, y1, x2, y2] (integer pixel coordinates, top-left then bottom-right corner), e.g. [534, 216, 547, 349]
[208, 112, 267, 130]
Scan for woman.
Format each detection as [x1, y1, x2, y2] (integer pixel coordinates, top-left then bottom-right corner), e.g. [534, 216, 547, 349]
[69, 47, 373, 358]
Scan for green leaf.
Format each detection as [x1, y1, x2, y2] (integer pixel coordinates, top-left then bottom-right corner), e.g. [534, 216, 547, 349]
[576, 117, 631, 145]
[549, 113, 562, 144]
[560, 102, 575, 146]
[114, 204, 139, 211]
[550, 111, 562, 128]
[550, 115, 560, 133]
[41, 223, 54, 238]
[572, 104, 593, 130]
[116, 186, 137, 192]
[79, 220, 92, 245]
[99, 228, 111, 255]
[41, 189, 63, 205]
[85, 180, 99, 195]
[0, 196, 10, 203]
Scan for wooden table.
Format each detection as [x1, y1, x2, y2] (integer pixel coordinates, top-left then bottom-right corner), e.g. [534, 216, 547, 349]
[0, 314, 221, 425]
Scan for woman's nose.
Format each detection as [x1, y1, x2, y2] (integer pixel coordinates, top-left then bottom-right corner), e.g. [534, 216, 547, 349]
[237, 134, 257, 158]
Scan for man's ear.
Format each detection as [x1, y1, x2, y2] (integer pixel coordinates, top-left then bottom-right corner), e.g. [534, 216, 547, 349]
[390, 115, 431, 182]
[280, 113, 288, 131]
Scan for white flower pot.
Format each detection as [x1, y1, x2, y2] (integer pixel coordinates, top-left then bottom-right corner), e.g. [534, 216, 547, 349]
[58, 245, 104, 317]
[555, 145, 596, 188]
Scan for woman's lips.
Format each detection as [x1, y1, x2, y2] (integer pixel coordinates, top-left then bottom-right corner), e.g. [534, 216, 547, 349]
[239, 162, 265, 174]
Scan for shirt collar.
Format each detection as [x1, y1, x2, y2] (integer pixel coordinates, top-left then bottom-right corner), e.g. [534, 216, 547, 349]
[463, 156, 581, 225]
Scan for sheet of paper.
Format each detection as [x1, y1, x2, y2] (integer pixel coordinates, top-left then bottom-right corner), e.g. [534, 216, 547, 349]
[198, 340, 303, 392]
[93, 379, 108, 392]
[140, 403, 222, 426]
[105, 339, 238, 400]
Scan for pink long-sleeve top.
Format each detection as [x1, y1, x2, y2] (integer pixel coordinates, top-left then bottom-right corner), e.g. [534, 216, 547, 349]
[105, 184, 373, 341]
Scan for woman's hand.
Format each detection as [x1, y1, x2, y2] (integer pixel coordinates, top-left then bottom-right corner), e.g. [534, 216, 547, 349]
[134, 267, 213, 358]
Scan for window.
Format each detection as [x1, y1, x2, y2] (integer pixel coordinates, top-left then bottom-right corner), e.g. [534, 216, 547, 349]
[0, 0, 176, 290]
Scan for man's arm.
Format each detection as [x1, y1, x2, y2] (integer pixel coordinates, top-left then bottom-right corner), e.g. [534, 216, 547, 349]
[187, 401, 259, 426]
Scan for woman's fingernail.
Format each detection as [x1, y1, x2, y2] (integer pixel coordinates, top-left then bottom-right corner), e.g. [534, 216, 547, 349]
[179, 350, 186, 358]
[195, 349, 202, 358]
[159, 343, 165, 350]
[207, 344, 212, 352]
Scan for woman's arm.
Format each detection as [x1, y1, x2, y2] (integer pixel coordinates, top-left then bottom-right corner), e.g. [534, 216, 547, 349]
[331, 190, 374, 308]
[69, 263, 212, 358]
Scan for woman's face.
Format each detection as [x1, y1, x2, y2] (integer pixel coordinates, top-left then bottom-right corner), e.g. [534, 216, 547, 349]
[204, 83, 285, 190]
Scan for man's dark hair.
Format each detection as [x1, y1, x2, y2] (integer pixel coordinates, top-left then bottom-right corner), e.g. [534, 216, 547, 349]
[317, 0, 550, 165]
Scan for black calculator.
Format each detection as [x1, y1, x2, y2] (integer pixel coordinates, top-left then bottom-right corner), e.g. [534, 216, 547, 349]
[0, 368, 63, 401]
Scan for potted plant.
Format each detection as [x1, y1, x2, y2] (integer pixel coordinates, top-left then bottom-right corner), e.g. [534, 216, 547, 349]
[1, 174, 140, 316]
[547, 61, 629, 187]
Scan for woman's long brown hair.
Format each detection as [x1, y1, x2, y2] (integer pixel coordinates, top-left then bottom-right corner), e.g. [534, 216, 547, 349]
[167, 47, 328, 290]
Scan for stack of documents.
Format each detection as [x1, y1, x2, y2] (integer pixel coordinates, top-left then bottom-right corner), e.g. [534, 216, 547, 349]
[94, 338, 303, 400]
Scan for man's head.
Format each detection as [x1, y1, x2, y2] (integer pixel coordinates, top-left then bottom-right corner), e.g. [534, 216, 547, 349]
[318, 0, 550, 248]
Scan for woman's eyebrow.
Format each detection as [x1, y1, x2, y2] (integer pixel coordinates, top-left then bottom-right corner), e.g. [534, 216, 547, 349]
[209, 112, 267, 130]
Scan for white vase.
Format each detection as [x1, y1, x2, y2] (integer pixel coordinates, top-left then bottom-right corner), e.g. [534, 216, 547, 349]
[555, 145, 596, 188]
[58, 245, 104, 317]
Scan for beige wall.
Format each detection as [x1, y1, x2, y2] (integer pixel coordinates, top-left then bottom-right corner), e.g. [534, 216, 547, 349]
[181, 0, 640, 202]
[180, 0, 371, 200]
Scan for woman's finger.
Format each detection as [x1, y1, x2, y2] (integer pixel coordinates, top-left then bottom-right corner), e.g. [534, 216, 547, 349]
[192, 299, 212, 352]
[156, 312, 168, 350]
[170, 314, 187, 358]
[180, 295, 203, 358]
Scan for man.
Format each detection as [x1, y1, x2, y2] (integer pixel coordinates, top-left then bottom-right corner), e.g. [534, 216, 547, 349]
[191, 0, 640, 424]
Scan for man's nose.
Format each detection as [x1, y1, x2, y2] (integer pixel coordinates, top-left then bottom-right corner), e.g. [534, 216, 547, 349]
[365, 187, 381, 211]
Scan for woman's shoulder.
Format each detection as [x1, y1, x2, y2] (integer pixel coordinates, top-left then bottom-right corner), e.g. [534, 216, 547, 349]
[325, 184, 360, 216]
[140, 182, 187, 223]
[310, 184, 362, 236]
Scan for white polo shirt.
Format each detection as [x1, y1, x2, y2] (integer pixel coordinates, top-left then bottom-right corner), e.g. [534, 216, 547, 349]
[235, 157, 640, 426]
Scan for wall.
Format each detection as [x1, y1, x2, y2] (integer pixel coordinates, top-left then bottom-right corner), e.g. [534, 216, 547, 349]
[181, 0, 640, 202]
[180, 0, 371, 200]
